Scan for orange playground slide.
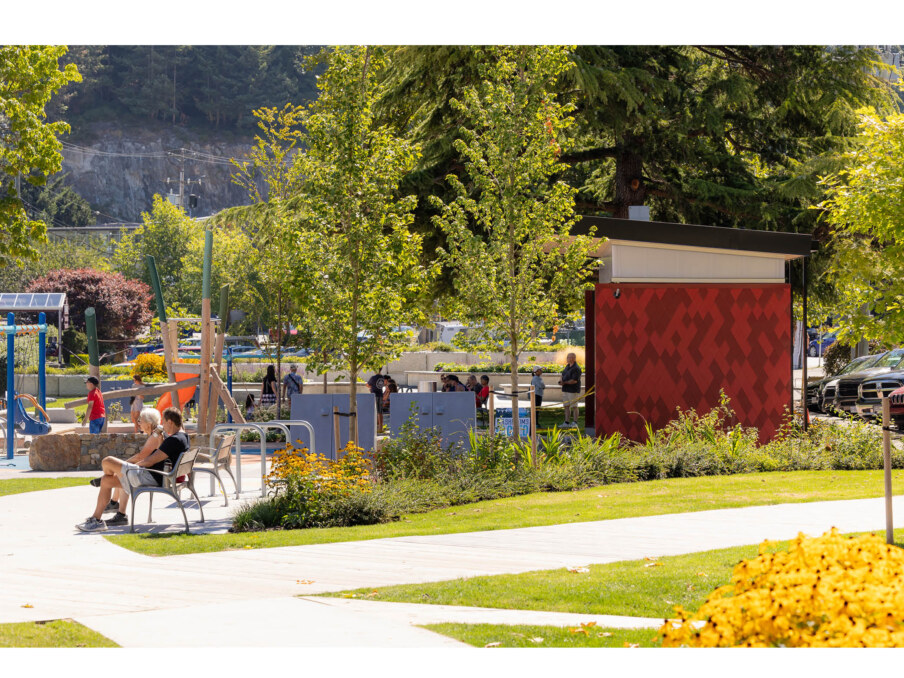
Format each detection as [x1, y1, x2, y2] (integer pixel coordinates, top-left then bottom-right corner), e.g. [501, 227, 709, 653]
[155, 371, 198, 413]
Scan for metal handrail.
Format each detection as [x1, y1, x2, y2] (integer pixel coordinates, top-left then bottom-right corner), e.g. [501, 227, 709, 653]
[209, 419, 316, 498]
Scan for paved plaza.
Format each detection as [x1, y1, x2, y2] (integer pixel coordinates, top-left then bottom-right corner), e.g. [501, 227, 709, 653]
[0, 459, 901, 647]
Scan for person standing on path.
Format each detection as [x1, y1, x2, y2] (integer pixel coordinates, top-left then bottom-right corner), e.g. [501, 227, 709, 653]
[531, 366, 545, 430]
[260, 365, 278, 408]
[282, 364, 304, 402]
[367, 369, 386, 430]
[559, 353, 582, 428]
[82, 376, 106, 434]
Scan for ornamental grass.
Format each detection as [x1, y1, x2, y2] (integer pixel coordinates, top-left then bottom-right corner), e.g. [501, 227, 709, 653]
[659, 528, 904, 647]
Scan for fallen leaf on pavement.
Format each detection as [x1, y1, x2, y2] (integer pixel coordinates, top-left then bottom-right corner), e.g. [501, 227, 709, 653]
[20, 604, 33, 609]
[296, 580, 315, 585]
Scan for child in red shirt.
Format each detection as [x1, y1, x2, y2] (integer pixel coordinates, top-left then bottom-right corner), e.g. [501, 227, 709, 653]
[83, 376, 106, 434]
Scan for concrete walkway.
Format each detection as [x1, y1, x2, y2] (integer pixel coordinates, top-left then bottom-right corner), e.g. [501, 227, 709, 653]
[0, 472, 901, 647]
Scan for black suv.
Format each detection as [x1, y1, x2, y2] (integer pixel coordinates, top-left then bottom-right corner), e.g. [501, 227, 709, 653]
[807, 354, 881, 413]
[831, 349, 904, 415]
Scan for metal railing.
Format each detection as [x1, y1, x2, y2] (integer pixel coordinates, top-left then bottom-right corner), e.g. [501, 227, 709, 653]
[209, 419, 315, 498]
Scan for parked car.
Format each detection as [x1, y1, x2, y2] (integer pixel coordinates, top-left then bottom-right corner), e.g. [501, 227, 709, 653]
[856, 370, 904, 420]
[807, 354, 880, 413]
[808, 332, 837, 357]
[832, 349, 904, 415]
[888, 386, 904, 429]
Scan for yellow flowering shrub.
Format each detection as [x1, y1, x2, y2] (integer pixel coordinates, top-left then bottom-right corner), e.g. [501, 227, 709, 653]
[267, 441, 372, 496]
[131, 352, 167, 380]
[659, 528, 904, 647]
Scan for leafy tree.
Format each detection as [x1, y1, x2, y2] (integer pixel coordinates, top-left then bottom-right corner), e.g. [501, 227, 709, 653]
[379, 46, 894, 232]
[113, 194, 261, 319]
[20, 174, 95, 227]
[0, 236, 112, 293]
[27, 268, 153, 340]
[285, 46, 435, 442]
[222, 102, 307, 412]
[430, 46, 596, 432]
[0, 46, 81, 266]
[821, 111, 904, 345]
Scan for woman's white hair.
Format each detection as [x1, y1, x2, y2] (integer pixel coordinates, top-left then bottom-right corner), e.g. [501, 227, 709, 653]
[138, 407, 161, 427]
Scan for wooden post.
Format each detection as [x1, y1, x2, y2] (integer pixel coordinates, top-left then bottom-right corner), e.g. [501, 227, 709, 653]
[206, 320, 223, 433]
[165, 319, 181, 411]
[333, 406, 341, 460]
[530, 386, 537, 466]
[84, 308, 100, 380]
[883, 397, 895, 545]
[198, 230, 213, 435]
[489, 391, 495, 436]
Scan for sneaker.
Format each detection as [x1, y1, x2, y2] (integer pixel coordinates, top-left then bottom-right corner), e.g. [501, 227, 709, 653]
[104, 500, 119, 513]
[89, 477, 102, 487]
[105, 512, 128, 526]
[76, 517, 107, 532]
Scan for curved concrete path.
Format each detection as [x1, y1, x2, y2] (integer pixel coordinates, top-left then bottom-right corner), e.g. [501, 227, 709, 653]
[0, 476, 901, 647]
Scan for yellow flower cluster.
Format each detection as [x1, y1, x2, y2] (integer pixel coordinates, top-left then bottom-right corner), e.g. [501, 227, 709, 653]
[131, 352, 167, 380]
[659, 528, 904, 647]
[267, 441, 373, 496]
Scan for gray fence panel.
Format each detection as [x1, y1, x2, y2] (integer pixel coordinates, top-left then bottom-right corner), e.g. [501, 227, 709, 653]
[433, 392, 476, 449]
[389, 392, 476, 450]
[289, 393, 377, 460]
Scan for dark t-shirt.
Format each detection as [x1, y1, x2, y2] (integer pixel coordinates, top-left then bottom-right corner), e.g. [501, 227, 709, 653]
[561, 364, 582, 393]
[367, 374, 385, 396]
[150, 431, 190, 486]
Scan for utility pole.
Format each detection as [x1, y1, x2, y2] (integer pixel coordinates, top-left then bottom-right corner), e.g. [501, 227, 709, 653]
[165, 148, 203, 215]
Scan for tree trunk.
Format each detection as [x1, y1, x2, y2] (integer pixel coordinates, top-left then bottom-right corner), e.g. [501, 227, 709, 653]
[613, 141, 647, 219]
[348, 360, 358, 451]
[510, 354, 520, 442]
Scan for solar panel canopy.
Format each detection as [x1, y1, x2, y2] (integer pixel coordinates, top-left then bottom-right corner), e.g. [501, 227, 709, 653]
[0, 293, 67, 312]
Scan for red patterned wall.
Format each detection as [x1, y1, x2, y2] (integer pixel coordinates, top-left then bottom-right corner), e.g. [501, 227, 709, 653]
[594, 283, 791, 442]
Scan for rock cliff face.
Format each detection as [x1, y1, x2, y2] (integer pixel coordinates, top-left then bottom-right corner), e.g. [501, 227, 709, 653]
[61, 120, 258, 222]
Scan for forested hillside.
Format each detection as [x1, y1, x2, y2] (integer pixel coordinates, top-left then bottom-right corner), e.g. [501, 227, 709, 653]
[51, 46, 321, 131]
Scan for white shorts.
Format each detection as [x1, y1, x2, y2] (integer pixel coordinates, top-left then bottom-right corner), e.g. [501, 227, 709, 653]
[118, 461, 156, 493]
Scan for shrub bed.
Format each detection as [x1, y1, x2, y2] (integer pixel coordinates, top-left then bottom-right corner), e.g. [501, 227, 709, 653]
[231, 394, 896, 533]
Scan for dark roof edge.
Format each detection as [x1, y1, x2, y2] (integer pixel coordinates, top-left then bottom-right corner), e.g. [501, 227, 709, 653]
[574, 216, 814, 258]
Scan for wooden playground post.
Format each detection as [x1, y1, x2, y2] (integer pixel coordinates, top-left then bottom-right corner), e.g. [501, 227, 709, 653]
[198, 230, 213, 435]
[166, 319, 181, 411]
[84, 307, 100, 380]
[206, 318, 223, 433]
[146, 256, 180, 412]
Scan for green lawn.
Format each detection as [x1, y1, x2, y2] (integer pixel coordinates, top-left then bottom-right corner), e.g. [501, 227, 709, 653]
[0, 620, 118, 648]
[108, 469, 904, 556]
[0, 477, 88, 497]
[330, 528, 904, 619]
[422, 623, 658, 648]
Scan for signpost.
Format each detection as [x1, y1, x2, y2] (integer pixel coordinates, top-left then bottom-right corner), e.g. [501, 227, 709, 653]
[495, 407, 531, 438]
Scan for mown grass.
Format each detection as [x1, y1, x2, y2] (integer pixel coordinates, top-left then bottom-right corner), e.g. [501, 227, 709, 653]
[330, 528, 904, 619]
[0, 477, 88, 497]
[0, 620, 118, 648]
[108, 469, 904, 556]
[421, 623, 658, 648]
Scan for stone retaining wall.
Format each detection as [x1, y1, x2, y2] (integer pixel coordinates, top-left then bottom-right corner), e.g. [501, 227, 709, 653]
[29, 433, 211, 472]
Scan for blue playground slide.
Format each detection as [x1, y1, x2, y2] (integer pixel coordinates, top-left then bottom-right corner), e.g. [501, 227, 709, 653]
[14, 397, 51, 435]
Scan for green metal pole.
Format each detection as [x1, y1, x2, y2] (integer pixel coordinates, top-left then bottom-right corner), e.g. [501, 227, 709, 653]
[202, 230, 213, 302]
[218, 284, 230, 331]
[85, 307, 100, 378]
[146, 255, 168, 323]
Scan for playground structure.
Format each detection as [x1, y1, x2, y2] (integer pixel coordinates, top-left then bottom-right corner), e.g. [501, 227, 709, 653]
[2, 312, 52, 460]
[66, 230, 246, 435]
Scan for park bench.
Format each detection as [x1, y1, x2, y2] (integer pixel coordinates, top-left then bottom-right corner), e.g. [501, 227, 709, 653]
[190, 433, 238, 506]
[129, 447, 205, 534]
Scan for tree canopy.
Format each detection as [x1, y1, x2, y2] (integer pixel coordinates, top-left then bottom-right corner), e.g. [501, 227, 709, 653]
[0, 45, 81, 265]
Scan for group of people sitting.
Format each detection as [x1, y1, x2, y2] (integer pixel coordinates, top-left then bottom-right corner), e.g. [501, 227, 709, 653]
[76, 406, 189, 532]
[441, 373, 492, 407]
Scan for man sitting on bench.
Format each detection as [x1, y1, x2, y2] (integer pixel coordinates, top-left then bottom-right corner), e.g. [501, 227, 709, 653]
[76, 407, 190, 532]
